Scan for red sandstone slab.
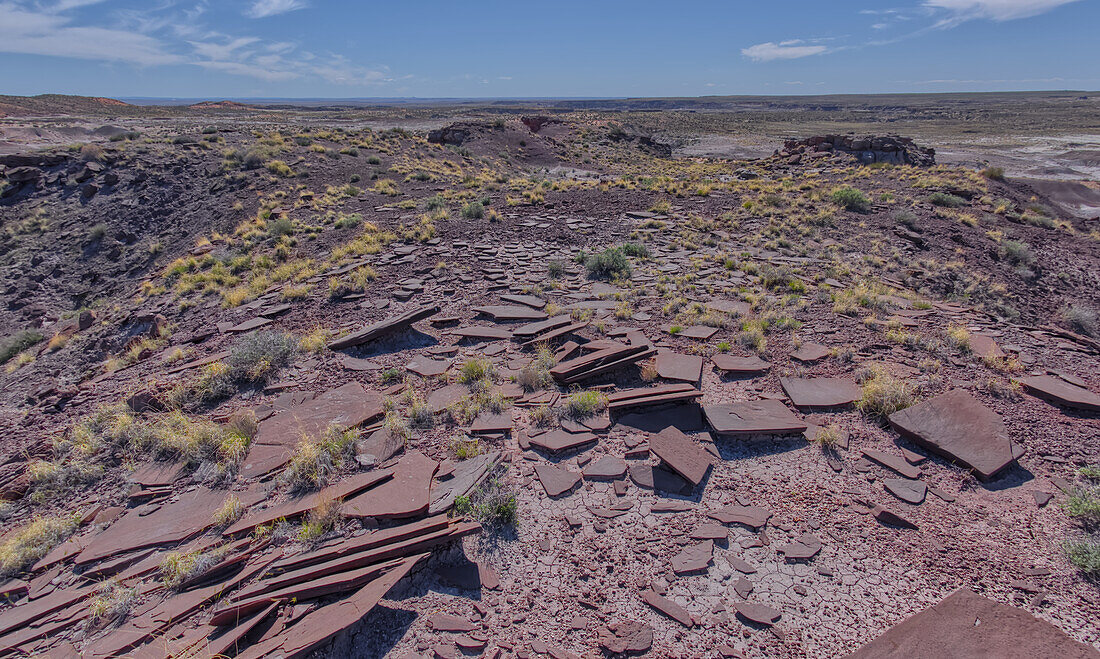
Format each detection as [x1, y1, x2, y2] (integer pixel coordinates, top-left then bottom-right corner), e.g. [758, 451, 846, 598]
[712, 354, 770, 375]
[328, 305, 439, 350]
[406, 357, 451, 377]
[655, 351, 704, 383]
[671, 540, 713, 574]
[846, 588, 1100, 659]
[241, 382, 383, 478]
[234, 554, 424, 659]
[513, 315, 572, 339]
[75, 488, 234, 565]
[448, 326, 513, 341]
[474, 305, 547, 321]
[642, 590, 693, 627]
[273, 515, 452, 573]
[343, 451, 438, 519]
[704, 400, 806, 436]
[225, 469, 392, 536]
[528, 429, 597, 454]
[534, 464, 582, 497]
[707, 505, 771, 529]
[1016, 375, 1100, 412]
[888, 389, 1015, 480]
[780, 377, 861, 409]
[791, 342, 830, 362]
[226, 317, 273, 333]
[862, 449, 922, 479]
[649, 427, 713, 487]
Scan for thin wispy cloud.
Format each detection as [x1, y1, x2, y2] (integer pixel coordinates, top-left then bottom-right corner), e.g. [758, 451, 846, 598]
[245, 0, 307, 19]
[925, 0, 1081, 26]
[741, 40, 828, 62]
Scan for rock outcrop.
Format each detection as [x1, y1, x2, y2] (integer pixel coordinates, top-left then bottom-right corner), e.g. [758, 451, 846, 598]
[779, 134, 935, 166]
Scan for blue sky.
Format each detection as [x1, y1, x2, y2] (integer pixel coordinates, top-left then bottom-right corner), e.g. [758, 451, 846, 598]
[0, 0, 1096, 98]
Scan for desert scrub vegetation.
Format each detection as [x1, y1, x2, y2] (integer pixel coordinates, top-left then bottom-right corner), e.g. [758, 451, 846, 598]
[928, 192, 967, 208]
[281, 425, 361, 490]
[86, 580, 137, 628]
[0, 329, 43, 365]
[33, 406, 257, 501]
[298, 496, 343, 542]
[212, 494, 244, 527]
[179, 331, 297, 405]
[1061, 304, 1098, 338]
[856, 368, 915, 419]
[1064, 469, 1100, 575]
[458, 357, 496, 389]
[564, 390, 607, 419]
[0, 513, 81, 576]
[453, 466, 516, 528]
[581, 246, 631, 280]
[830, 187, 870, 212]
[516, 346, 556, 392]
[160, 545, 230, 589]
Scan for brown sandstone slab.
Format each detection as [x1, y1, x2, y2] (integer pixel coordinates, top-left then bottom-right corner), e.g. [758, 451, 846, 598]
[328, 305, 439, 350]
[846, 588, 1100, 659]
[582, 456, 628, 481]
[671, 540, 713, 574]
[708, 505, 772, 529]
[776, 533, 821, 560]
[649, 426, 713, 487]
[862, 449, 922, 480]
[734, 601, 781, 626]
[528, 429, 597, 454]
[888, 389, 1015, 480]
[343, 451, 438, 519]
[1016, 375, 1100, 412]
[712, 354, 770, 375]
[474, 305, 547, 321]
[704, 400, 807, 436]
[242, 382, 383, 478]
[655, 351, 704, 383]
[642, 590, 693, 627]
[534, 464, 581, 497]
[791, 342, 830, 362]
[780, 377, 861, 409]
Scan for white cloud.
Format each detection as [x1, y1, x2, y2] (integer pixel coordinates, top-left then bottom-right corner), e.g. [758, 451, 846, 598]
[245, 0, 307, 19]
[0, 2, 181, 65]
[741, 41, 828, 62]
[925, 0, 1080, 25]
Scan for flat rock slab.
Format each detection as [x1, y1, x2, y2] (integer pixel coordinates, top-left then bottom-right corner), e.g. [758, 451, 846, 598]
[582, 456, 628, 481]
[884, 478, 927, 504]
[671, 540, 713, 574]
[1016, 375, 1100, 412]
[708, 505, 771, 529]
[129, 462, 185, 488]
[847, 588, 1100, 658]
[712, 354, 770, 375]
[791, 342, 830, 362]
[642, 590, 693, 627]
[534, 464, 581, 497]
[77, 488, 250, 565]
[871, 504, 918, 530]
[888, 389, 1015, 481]
[628, 464, 691, 494]
[406, 357, 450, 377]
[448, 326, 513, 341]
[691, 523, 729, 540]
[655, 352, 704, 383]
[673, 325, 718, 340]
[862, 449, 922, 479]
[226, 317, 273, 333]
[428, 613, 475, 633]
[328, 305, 439, 350]
[529, 429, 597, 454]
[470, 412, 512, 434]
[429, 383, 469, 414]
[776, 533, 821, 560]
[599, 620, 653, 655]
[242, 382, 383, 478]
[780, 377, 861, 409]
[649, 426, 713, 487]
[473, 305, 547, 321]
[500, 294, 547, 309]
[704, 400, 807, 436]
[735, 602, 781, 626]
[343, 451, 438, 519]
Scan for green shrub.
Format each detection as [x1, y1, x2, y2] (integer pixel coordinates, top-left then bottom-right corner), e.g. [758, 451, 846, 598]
[929, 192, 967, 208]
[856, 368, 915, 419]
[547, 260, 566, 278]
[0, 330, 43, 365]
[564, 390, 607, 419]
[621, 242, 650, 258]
[585, 247, 631, 280]
[1066, 537, 1100, 574]
[0, 514, 80, 576]
[831, 187, 870, 212]
[981, 166, 1005, 181]
[453, 467, 516, 528]
[461, 201, 485, 219]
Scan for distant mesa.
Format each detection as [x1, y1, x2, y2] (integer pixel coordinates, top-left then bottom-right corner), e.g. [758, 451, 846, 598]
[188, 100, 252, 110]
[779, 134, 935, 167]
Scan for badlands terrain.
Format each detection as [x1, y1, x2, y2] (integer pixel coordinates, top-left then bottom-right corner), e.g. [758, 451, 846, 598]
[0, 92, 1098, 658]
